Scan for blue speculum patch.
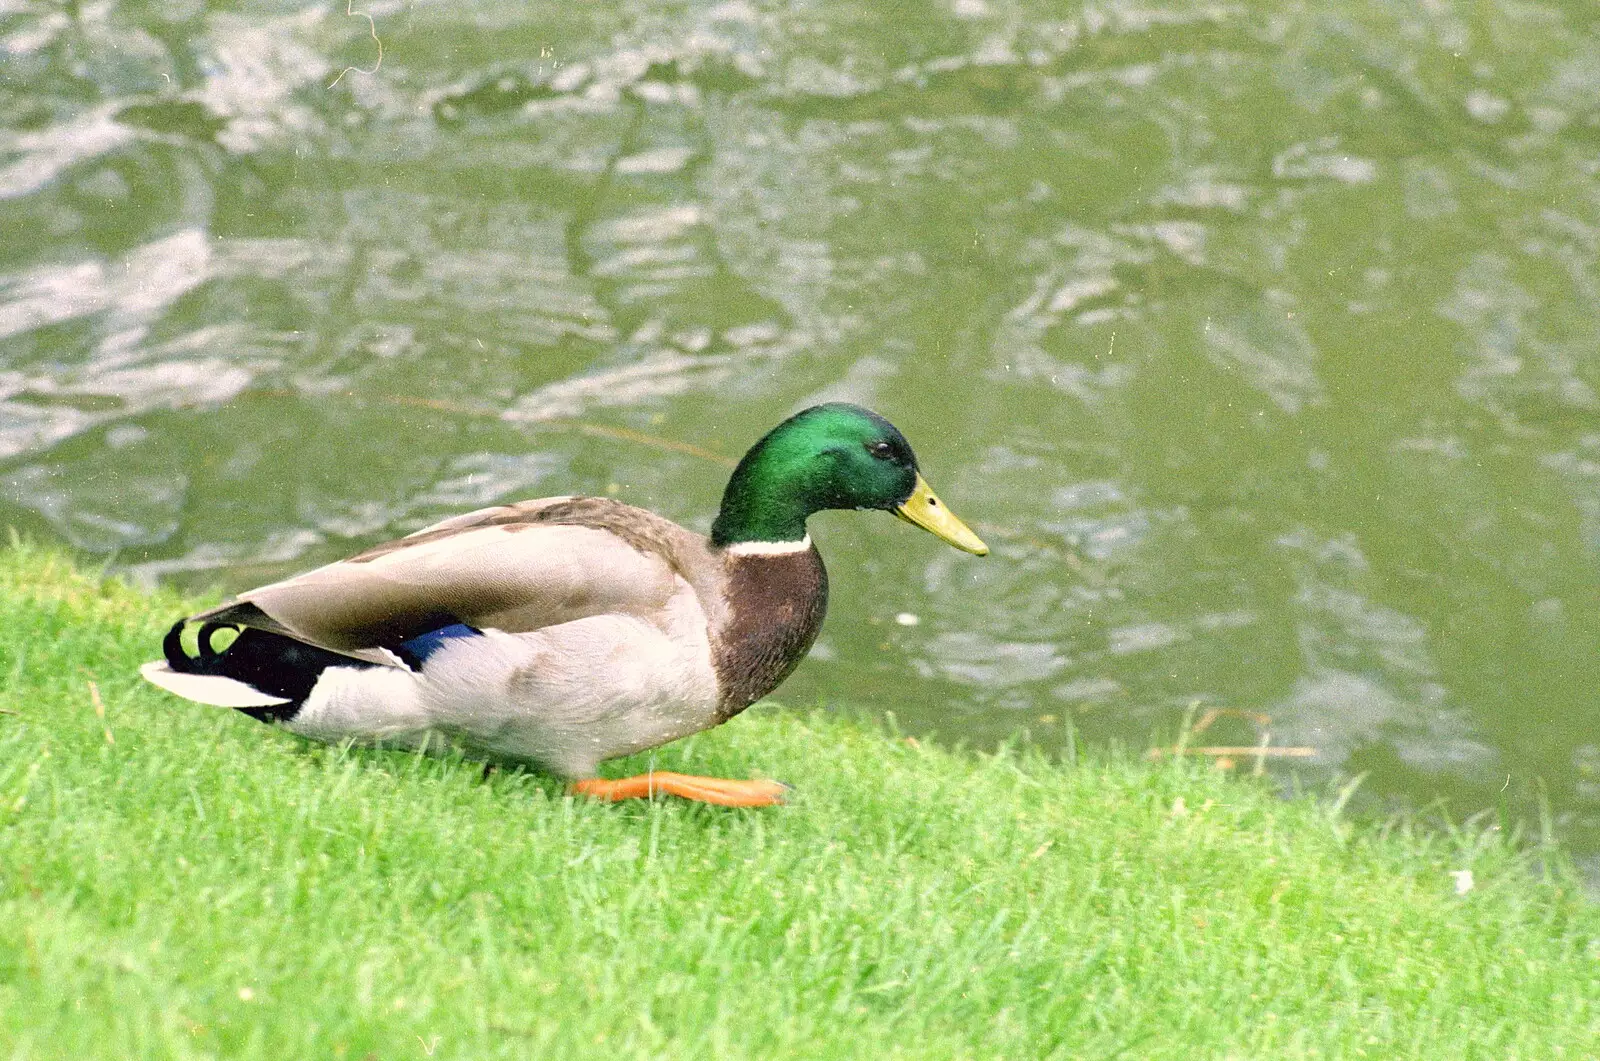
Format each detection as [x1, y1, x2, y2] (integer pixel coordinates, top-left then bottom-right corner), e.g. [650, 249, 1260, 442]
[397, 623, 482, 668]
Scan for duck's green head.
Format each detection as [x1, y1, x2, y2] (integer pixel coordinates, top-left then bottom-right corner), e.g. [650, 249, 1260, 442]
[711, 403, 988, 555]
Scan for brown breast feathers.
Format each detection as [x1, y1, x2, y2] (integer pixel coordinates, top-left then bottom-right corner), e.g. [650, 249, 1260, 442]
[711, 547, 829, 720]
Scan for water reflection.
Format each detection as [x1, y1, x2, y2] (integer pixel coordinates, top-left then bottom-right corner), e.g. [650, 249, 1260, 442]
[4, 0, 1600, 858]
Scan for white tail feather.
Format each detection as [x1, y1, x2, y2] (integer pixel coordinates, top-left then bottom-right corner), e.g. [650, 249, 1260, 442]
[139, 661, 292, 708]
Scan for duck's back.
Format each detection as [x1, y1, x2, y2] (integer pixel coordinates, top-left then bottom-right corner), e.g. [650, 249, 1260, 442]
[221, 497, 725, 653]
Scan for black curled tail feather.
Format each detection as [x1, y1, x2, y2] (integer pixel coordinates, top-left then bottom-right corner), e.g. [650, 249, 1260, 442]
[162, 619, 241, 675]
[161, 618, 376, 724]
[198, 621, 233, 661]
[162, 620, 190, 671]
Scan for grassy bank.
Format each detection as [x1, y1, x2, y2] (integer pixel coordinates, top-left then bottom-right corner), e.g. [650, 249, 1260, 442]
[0, 542, 1596, 1059]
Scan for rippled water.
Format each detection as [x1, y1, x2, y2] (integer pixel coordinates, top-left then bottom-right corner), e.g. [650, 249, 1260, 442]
[4, 0, 1600, 853]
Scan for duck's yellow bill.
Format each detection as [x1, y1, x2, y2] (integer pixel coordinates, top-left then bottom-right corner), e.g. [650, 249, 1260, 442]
[894, 474, 989, 556]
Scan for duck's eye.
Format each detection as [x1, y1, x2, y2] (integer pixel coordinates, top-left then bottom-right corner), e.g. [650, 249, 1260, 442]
[867, 440, 894, 459]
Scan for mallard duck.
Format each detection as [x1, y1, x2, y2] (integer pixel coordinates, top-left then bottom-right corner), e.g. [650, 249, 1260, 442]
[140, 403, 987, 806]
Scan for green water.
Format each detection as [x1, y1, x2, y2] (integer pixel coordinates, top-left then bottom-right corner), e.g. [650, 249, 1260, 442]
[4, 1, 1600, 851]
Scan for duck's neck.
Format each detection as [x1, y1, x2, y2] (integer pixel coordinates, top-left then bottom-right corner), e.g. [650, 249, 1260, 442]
[710, 442, 816, 549]
[711, 501, 811, 550]
[710, 532, 829, 718]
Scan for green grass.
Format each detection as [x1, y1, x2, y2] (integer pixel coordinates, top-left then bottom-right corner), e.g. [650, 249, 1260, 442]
[0, 541, 1597, 1059]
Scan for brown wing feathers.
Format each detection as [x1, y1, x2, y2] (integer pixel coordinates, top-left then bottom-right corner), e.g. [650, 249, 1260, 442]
[178, 497, 711, 661]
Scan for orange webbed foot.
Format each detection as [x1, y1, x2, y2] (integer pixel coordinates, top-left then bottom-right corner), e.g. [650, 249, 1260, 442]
[570, 772, 789, 807]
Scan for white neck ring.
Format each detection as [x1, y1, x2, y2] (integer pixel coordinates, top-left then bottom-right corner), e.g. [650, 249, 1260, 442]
[724, 534, 812, 557]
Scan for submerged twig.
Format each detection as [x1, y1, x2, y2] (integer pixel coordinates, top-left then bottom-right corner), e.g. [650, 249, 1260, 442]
[1147, 745, 1316, 762]
[328, 0, 384, 89]
[1156, 705, 1307, 770]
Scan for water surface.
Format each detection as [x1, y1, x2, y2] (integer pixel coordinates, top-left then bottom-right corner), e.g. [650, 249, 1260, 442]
[4, 0, 1600, 856]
